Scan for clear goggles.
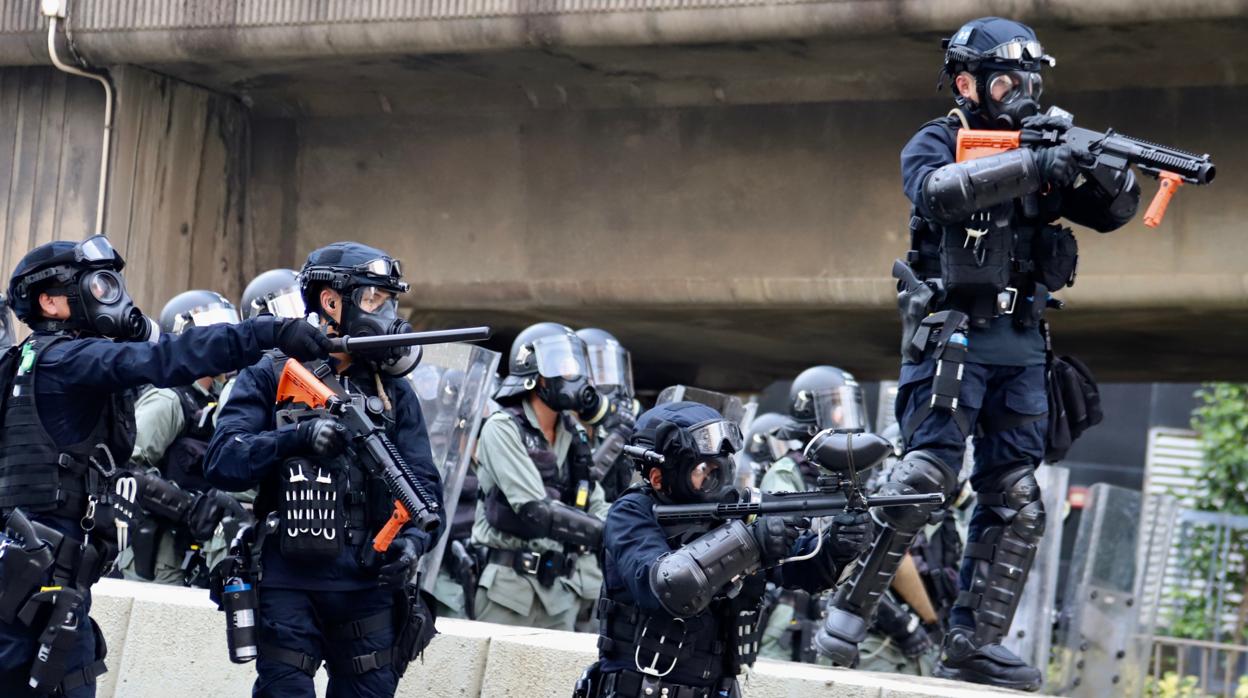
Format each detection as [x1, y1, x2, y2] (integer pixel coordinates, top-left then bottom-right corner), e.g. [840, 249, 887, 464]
[354, 258, 404, 283]
[531, 334, 593, 381]
[987, 70, 1044, 105]
[810, 386, 869, 432]
[586, 339, 633, 394]
[76, 235, 124, 266]
[351, 286, 398, 313]
[984, 38, 1054, 67]
[172, 302, 241, 334]
[687, 418, 744, 457]
[255, 287, 306, 320]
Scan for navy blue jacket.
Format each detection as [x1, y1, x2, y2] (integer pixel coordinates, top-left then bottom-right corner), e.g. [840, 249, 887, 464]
[204, 354, 443, 591]
[27, 318, 282, 537]
[599, 489, 838, 685]
[899, 109, 1133, 366]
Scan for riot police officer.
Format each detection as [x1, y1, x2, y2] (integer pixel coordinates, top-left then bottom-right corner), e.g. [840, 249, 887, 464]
[739, 412, 790, 488]
[0, 235, 330, 697]
[471, 322, 610, 630]
[577, 401, 871, 697]
[204, 242, 440, 698]
[117, 290, 251, 587]
[576, 328, 640, 503]
[240, 268, 305, 321]
[818, 17, 1139, 691]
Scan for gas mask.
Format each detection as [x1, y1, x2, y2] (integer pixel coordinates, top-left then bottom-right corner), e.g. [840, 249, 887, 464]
[980, 69, 1043, 129]
[338, 285, 417, 376]
[651, 418, 743, 504]
[526, 333, 604, 421]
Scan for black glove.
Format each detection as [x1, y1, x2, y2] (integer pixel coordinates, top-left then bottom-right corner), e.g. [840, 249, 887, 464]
[187, 490, 245, 541]
[750, 516, 801, 568]
[607, 398, 637, 435]
[897, 624, 934, 658]
[296, 417, 347, 457]
[1021, 112, 1073, 133]
[1036, 144, 1078, 188]
[275, 318, 333, 361]
[378, 536, 424, 589]
[826, 510, 873, 565]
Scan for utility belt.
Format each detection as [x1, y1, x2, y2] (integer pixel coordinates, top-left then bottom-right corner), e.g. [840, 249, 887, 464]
[0, 509, 110, 695]
[485, 547, 577, 588]
[577, 666, 739, 698]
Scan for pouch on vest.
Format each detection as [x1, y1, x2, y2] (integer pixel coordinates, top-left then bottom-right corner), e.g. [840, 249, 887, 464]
[1045, 355, 1103, 463]
[939, 212, 1012, 299]
[1032, 225, 1079, 292]
[278, 457, 344, 561]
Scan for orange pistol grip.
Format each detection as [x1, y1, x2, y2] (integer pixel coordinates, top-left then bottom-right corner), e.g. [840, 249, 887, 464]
[372, 501, 412, 553]
[1144, 171, 1184, 228]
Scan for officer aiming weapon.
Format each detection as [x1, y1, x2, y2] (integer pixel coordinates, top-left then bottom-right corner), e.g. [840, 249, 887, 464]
[631, 431, 944, 528]
[275, 326, 491, 550]
[955, 108, 1216, 228]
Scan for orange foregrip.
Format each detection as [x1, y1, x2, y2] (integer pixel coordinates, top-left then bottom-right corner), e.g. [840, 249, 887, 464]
[372, 501, 411, 552]
[276, 359, 336, 409]
[956, 129, 1022, 162]
[1144, 171, 1184, 228]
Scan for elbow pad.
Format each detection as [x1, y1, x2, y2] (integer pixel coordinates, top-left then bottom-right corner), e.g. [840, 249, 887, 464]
[134, 470, 198, 524]
[649, 520, 762, 618]
[923, 149, 1042, 224]
[517, 499, 604, 549]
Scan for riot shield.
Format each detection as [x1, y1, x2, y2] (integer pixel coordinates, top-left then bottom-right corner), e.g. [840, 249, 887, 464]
[1003, 464, 1069, 681]
[1052, 483, 1149, 697]
[655, 385, 747, 426]
[409, 343, 501, 592]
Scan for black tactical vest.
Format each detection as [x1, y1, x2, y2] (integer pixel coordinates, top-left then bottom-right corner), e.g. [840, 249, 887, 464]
[0, 333, 135, 519]
[484, 405, 594, 538]
[154, 383, 217, 492]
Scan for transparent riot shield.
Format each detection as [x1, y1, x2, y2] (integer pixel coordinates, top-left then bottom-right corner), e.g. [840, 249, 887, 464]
[409, 343, 501, 592]
[1052, 484, 1148, 697]
[655, 385, 747, 426]
[1003, 464, 1069, 681]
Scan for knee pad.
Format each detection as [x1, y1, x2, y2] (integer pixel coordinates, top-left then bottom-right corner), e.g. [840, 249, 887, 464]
[978, 467, 1044, 541]
[875, 450, 957, 531]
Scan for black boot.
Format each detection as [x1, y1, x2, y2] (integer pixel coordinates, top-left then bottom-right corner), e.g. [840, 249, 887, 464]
[932, 627, 1042, 691]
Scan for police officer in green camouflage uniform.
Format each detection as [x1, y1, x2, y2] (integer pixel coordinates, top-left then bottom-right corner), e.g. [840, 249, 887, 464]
[117, 290, 249, 586]
[471, 323, 611, 630]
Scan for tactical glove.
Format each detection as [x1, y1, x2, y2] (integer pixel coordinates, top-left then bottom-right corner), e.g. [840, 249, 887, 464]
[187, 489, 247, 541]
[379, 536, 424, 589]
[825, 510, 873, 565]
[1021, 112, 1073, 133]
[276, 318, 333, 361]
[296, 417, 348, 458]
[1036, 144, 1078, 188]
[897, 623, 934, 658]
[750, 516, 801, 568]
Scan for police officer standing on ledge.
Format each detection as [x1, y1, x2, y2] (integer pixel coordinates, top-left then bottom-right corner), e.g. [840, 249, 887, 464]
[0, 235, 330, 697]
[472, 322, 610, 630]
[817, 18, 1139, 690]
[204, 243, 440, 698]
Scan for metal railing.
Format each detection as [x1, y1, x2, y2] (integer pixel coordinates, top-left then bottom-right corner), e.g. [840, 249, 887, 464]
[1149, 636, 1248, 698]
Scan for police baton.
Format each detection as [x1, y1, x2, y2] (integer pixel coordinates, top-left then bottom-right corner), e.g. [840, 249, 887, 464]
[327, 326, 492, 354]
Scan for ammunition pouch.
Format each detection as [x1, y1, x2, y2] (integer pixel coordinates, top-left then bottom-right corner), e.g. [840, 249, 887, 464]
[130, 519, 160, 581]
[940, 215, 1013, 306]
[277, 457, 344, 562]
[1032, 225, 1079, 292]
[722, 573, 767, 674]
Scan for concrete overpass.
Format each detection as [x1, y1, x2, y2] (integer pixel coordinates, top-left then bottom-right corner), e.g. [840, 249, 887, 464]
[1, 0, 1246, 390]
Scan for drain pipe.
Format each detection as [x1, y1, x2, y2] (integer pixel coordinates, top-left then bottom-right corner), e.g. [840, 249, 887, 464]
[42, 0, 114, 236]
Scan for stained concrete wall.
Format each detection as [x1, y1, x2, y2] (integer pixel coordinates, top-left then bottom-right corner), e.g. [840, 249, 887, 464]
[0, 65, 249, 323]
[270, 83, 1248, 386]
[90, 578, 1017, 698]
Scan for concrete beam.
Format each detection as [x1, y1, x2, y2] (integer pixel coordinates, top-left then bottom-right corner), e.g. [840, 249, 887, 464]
[88, 578, 1021, 697]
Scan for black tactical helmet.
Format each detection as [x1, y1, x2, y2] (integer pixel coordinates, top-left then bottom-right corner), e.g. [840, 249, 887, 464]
[241, 268, 304, 320]
[495, 322, 582, 400]
[787, 365, 868, 436]
[939, 17, 1054, 127]
[159, 290, 240, 335]
[575, 327, 634, 398]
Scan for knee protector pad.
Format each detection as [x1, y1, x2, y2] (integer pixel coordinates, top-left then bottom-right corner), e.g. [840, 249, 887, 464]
[875, 450, 957, 532]
[978, 467, 1045, 541]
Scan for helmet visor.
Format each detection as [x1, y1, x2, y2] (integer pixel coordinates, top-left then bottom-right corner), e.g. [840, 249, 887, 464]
[261, 287, 307, 320]
[812, 385, 869, 432]
[532, 334, 591, 381]
[586, 340, 633, 394]
[174, 302, 241, 333]
[688, 418, 744, 457]
[987, 71, 1043, 105]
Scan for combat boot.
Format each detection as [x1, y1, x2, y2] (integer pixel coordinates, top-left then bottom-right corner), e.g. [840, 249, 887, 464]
[932, 627, 1042, 691]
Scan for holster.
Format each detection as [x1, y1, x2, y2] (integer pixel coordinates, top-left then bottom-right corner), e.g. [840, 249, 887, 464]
[573, 660, 603, 698]
[130, 520, 160, 581]
[392, 583, 438, 677]
[897, 275, 936, 365]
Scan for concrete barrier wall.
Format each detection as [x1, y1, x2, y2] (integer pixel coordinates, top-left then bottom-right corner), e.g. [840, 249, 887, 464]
[89, 578, 1019, 697]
